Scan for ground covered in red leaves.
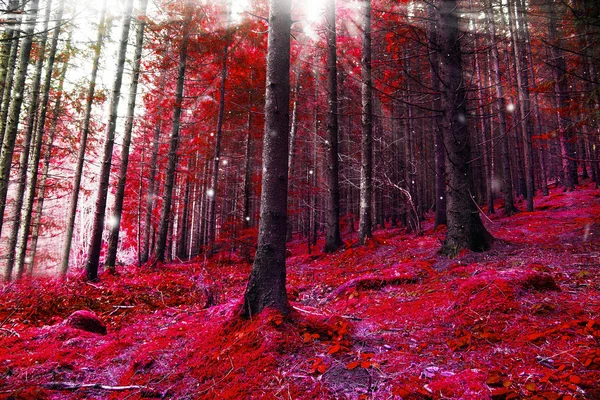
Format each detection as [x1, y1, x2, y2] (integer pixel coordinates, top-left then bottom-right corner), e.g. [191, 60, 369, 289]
[1, 183, 599, 399]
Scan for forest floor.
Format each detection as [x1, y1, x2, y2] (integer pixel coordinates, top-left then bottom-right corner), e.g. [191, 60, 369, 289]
[1, 182, 599, 400]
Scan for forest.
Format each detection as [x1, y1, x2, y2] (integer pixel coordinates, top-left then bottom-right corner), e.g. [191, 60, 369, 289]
[0, 0, 599, 398]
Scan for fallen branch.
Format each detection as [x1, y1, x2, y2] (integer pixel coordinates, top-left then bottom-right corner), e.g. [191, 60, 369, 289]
[0, 327, 20, 337]
[45, 382, 146, 391]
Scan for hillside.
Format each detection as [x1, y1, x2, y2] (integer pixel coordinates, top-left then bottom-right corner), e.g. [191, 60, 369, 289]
[1, 183, 599, 399]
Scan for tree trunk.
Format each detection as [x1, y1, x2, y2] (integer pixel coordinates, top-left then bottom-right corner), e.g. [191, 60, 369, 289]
[105, 0, 149, 271]
[508, 0, 535, 211]
[0, 0, 39, 266]
[0, 0, 22, 147]
[14, 0, 66, 279]
[0, 0, 20, 120]
[61, 0, 109, 275]
[207, 4, 231, 255]
[549, 1, 577, 190]
[85, 0, 134, 281]
[28, 43, 70, 275]
[154, 9, 192, 263]
[323, 0, 342, 253]
[437, 0, 494, 257]
[359, 0, 373, 245]
[286, 61, 301, 242]
[486, 0, 517, 215]
[242, 0, 291, 317]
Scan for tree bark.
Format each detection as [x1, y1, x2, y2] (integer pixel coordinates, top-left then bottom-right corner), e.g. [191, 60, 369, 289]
[105, 0, 149, 271]
[548, 1, 577, 190]
[323, 0, 342, 253]
[359, 0, 373, 245]
[486, 0, 517, 215]
[27, 41, 70, 275]
[14, 0, 66, 279]
[154, 9, 192, 263]
[0, 0, 39, 266]
[0, 0, 20, 120]
[242, 0, 291, 317]
[0, 0, 22, 147]
[437, 0, 494, 257]
[85, 0, 134, 281]
[61, 0, 109, 276]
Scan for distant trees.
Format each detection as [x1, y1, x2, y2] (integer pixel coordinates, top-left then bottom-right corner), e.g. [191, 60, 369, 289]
[0, 0, 597, 281]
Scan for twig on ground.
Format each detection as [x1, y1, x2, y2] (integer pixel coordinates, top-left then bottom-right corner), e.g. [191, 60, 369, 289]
[0, 327, 20, 337]
[44, 382, 146, 391]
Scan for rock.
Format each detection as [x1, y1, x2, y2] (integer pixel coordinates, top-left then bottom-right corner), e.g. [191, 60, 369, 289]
[65, 310, 107, 335]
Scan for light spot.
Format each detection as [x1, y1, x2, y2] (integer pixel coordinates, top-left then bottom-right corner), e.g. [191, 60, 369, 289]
[506, 103, 516, 113]
[108, 215, 120, 228]
[457, 113, 466, 124]
[206, 189, 215, 197]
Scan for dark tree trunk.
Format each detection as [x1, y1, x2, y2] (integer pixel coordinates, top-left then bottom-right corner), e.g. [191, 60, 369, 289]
[61, 0, 109, 275]
[0, 0, 39, 267]
[105, 0, 149, 270]
[548, 1, 577, 190]
[428, 1, 447, 228]
[14, 0, 66, 278]
[323, 0, 342, 253]
[242, 0, 291, 317]
[437, 0, 494, 257]
[85, 0, 134, 281]
[486, 0, 517, 215]
[359, 0, 373, 245]
[0, 0, 20, 119]
[154, 9, 192, 263]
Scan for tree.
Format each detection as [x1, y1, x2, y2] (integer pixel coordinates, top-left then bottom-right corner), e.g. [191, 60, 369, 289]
[154, 6, 192, 263]
[323, 0, 342, 253]
[242, 0, 291, 317]
[436, 0, 494, 257]
[61, 0, 109, 276]
[1, 0, 40, 280]
[85, 0, 135, 281]
[359, 0, 373, 245]
[105, 0, 150, 271]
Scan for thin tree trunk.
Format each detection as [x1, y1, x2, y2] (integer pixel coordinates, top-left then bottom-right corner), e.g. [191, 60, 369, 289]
[207, 4, 231, 255]
[0, 0, 22, 147]
[60, 0, 109, 275]
[105, 0, 149, 271]
[14, 0, 66, 279]
[508, 0, 535, 210]
[286, 61, 301, 242]
[85, 0, 134, 281]
[0, 0, 40, 266]
[548, 1, 577, 190]
[437, 0, 494, 257]
[242, 0, 291, 317]
[323, 0, 342, 253]
[28, 45, 70, 275]
[0, 0, 20, 119]
[486, 0, 517, 215]
[359, 0, 373, 245]
[154, 9, 192, 263]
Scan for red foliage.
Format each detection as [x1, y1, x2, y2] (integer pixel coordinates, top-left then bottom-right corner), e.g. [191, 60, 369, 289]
[1, 184, 599, 399]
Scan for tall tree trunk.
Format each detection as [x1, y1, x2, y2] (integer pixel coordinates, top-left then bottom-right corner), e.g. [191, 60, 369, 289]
[207, 4, 231, 255]
[508, 0, 535, 211]
[105, 0, 149, 271]
[242, 83, 253, 229]
[0, 0, 22, 146]
[0, 0, 39, 265]
[140, 72, 167, 264]
[286, 61, 301, 242]
[61, 0, 109, 275]
[154, 9, 192, 263]
[85, 0, 134, 281]
[437, 0, 494, 257]
[548, 1, 577, 189]
[14, 0, 66, 279]
[428, 1, 447, 227]
[359, 0, 373, 245]
[242, 0, 291, 317]
[486, 0, 517, 215]
[323, 0, 342, 253]
[0, 0, 20, 119]
[27, 43, 70, 275]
